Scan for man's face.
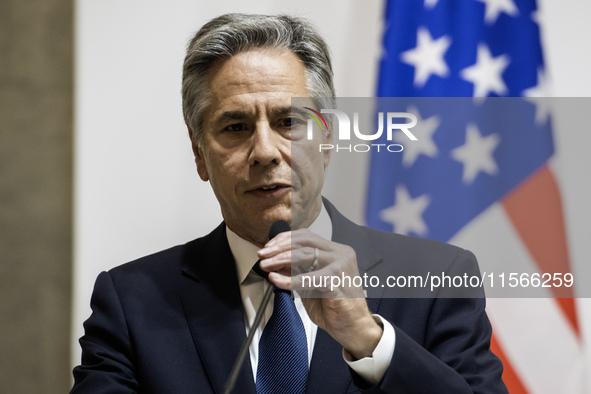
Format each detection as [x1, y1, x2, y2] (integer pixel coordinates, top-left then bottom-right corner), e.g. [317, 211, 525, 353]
[191, 49, 331, 246]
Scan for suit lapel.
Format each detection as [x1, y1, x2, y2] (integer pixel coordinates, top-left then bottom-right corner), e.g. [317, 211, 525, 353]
[305, 199, 385, 393]
[180, 223, 257, 394]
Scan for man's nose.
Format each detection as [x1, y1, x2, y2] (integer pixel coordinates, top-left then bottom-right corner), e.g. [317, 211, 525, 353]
[248, 123, 282, 166]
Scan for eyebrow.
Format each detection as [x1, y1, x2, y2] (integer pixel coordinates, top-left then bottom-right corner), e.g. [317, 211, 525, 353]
[218, 111, 250, 122]
[270, 107, 294, 117]
[285, 107, 307, 116]
[216, 107, 306, 123]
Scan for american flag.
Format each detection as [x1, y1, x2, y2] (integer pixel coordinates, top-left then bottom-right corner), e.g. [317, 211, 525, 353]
[365, 0, 585, 392]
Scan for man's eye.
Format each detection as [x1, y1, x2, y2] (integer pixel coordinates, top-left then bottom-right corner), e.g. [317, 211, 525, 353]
[280, 117, 304, 128]
[224, 123, 245, 132]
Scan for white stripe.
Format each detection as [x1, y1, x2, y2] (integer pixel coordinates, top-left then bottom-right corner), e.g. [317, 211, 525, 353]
[450, 203, 586, 393]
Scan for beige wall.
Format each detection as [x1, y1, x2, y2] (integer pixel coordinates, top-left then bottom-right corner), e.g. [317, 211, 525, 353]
[0, 0, 73, 392]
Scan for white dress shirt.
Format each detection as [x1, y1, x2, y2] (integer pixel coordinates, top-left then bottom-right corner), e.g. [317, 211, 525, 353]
[226, 204, 395, 385]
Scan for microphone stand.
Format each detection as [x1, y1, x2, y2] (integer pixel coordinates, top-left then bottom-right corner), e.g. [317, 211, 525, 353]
[223, 266, 274, 394]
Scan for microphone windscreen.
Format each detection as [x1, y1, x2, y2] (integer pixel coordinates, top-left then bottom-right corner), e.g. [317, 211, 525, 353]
[269, 220, 290, 240]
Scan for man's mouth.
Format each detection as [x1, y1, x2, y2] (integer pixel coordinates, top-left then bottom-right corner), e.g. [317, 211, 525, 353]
[248, 183, 291, 196]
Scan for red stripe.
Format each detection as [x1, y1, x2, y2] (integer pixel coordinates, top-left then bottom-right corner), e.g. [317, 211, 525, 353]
[303, 107, 329, 131]
[489, 332, 529, 393]
[501, 165, 579, 336]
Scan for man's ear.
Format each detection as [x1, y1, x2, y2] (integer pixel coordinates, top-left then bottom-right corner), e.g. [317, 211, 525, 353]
[187, 124, 209, 182]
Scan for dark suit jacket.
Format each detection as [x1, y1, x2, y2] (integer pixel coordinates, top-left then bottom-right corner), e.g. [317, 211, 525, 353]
[71, 200, 508, 393]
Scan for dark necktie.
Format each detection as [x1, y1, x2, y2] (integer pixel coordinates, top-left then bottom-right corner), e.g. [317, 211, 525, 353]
[256, 287, 308, 394]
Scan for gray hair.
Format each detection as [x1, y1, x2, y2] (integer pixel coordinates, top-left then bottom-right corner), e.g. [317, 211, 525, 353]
[182, 13, 336, 145]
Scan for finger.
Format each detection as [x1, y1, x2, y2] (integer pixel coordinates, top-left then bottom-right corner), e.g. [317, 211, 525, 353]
[290, 246, 321, 274]
[268, 271, 293, 291]
[260, 228, 333, 260]
[260, 247, 320, 275]
[259, 250, 291, 272]
[267, 228, 333, 251]
[290, 228, 334, 251]
[266, 251, 329, 291]
[258, 232, 292, 259]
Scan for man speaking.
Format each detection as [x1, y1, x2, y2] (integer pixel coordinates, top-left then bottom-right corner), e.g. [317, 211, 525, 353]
[71, 13, 507, 393]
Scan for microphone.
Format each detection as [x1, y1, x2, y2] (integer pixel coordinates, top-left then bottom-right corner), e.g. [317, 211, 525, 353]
[223, 220, 291, 394]
[252, 220, 290, 280]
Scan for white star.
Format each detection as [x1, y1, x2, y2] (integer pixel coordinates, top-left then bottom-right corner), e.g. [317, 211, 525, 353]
[394, 106, 440, 167]
[523, 68, 552, 125]
[424, 0, 439, 10]
[401, 28, 451, 88]
[460, 44, 510, 97]
[451, 124, 501, 183]
[476, 0, 519, 25]
[530, 9, 540, 25]
[380, 185, 430, 236]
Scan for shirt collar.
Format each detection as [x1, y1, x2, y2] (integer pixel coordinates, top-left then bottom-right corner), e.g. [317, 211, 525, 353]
[226, 203, 332, 285]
